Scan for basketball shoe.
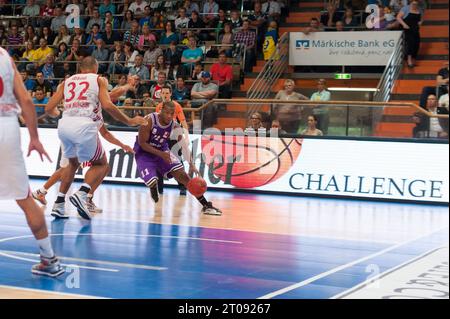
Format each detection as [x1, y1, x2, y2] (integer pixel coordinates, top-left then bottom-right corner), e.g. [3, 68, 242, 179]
[31, 256, 65, 277]
[157, 177, 164, 194]
[69, 191, 92, 220]
[32, 189, 47, 206]
[87, 197, 103, 214]
[202, 202, 222, 216]
[150, 186, 159, 203]
[179, 184, 187, 196]
[51, 202, 69, 219]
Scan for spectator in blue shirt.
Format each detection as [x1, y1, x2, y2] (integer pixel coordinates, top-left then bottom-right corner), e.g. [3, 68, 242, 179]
[181, 36, 203, 75]
[160, 21, 179, 45]
[128, 55, 150, 80]
[39, 53, 56, 89]
[86, 24, 103, 54]
[32, 87, 49, 122]
[139, 6, 153, 27]
[92, 38, 110, 74]
[99, 0, 116, 17]
[104, 11, 120, 30]
[21, 70, 35, 92]
[172, 77, 190, 102]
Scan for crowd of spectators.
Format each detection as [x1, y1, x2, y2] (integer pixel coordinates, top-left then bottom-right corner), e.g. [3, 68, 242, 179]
[305, 0, 427, 71]
[0, 0, 296, 128]
[1, 0, 447, 139]
[245, 78, 331, 136]
[414, 62, 449, 139]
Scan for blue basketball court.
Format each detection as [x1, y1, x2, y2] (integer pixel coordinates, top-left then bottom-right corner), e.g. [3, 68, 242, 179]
[0, 180, 447, 299]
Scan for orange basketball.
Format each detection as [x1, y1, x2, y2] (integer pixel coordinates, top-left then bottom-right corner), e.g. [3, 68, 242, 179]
[187, 177, 208, 197]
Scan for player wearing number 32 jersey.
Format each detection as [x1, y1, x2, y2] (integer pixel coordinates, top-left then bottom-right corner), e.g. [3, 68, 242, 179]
[45, 56, 147, 220]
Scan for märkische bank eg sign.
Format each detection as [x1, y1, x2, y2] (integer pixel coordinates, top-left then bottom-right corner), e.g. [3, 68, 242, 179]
[289, 31, 402, 66]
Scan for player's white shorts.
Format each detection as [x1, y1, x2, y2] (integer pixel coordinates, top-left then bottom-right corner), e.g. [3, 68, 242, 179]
[58, 117, 105, 163]
[0, 117, 30, 200]
[59, 145, 93, 169]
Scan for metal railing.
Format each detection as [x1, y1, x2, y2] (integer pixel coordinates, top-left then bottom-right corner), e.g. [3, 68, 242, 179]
[205, 98, 449, 139]
[374, 32, 404, 102]
[246, 32, 289, 116]
[33, 98, 449, 139]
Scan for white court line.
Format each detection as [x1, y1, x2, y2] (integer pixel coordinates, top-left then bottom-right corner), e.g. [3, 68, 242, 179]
[0, 251, 119, 272]
[257, 227, 449, 299]
[81, 233, 244, 244]
[0, 284, 107, 299]
[1, 250, 167, 271]
[0, 232, 239, 272]
[0, 232, 242, 245]
[330, 246, 448, 299]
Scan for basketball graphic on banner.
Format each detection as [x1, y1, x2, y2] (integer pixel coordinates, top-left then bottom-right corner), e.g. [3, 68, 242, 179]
[201, 135, 303, 188]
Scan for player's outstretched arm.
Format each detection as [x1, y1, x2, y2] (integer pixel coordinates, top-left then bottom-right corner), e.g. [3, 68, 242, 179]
[12, 59, 51, 162]
[99, 125, 134, 153]
[108, 75, 138, 101]
[98, 77, 147, 127]
[174, 102, 190, 143]
[44, 82, 64, 118]
[174, 124, 198, 176]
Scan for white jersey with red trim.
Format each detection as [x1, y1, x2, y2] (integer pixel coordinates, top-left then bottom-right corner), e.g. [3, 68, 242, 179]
[0, 47, 20, 117]
[62, 73, 103, 124]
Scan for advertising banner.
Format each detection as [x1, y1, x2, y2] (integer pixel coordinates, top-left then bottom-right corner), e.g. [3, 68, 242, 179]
[289, 31, 402, 66]
[21, 128, 449, 203]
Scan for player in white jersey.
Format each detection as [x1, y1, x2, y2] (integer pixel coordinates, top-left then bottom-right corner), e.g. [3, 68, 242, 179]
[0, 47, 64, 277]
[45, 57, 147, 220]
[32, 78, 137, 215]
[32, 124, 135, 214]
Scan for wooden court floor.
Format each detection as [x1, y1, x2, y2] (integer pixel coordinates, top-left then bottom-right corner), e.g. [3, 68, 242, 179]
[0, 180, 448, 299]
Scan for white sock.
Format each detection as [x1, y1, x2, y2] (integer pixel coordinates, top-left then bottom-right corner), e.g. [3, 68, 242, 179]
[80, 183, 91, 193]
[37, 237, 55, 259]
[39, 187, 48, 194]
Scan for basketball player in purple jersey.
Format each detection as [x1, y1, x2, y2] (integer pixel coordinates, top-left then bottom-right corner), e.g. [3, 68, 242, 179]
[135, 101, 222, 215]
[0, 47, 64, 277]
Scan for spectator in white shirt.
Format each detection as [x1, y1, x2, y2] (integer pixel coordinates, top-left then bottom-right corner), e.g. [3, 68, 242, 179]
[175, 7, 191, 30]
[128, 0, 149, 17]
[183, 0, 200, 16]
[413, 94, 449, 138]
[50, 6, 67, 33]
[310, 79, 331, 135]
[439, 85, 449, 110]
[203, 0, 219, 24]
[86, 8, 105, 31]
[273, 79, 308, 133]
[23, 0, 40, 17]
[262, 0, 282, 22]
[390, 0, 408, 14]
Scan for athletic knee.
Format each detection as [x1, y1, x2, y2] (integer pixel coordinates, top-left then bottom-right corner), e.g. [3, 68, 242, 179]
[69, 158, 79, 167]
[103, 163, 110, 175]
[176, 172, 189, 186]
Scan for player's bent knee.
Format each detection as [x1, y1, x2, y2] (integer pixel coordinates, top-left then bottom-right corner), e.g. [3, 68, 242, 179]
[16, 195, 41, 211]
[103, 163, 110, 174]
[174, 170, 189, 186]
[69, 158, 80, 167]
[91, 157, 108, 166]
